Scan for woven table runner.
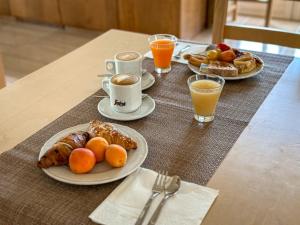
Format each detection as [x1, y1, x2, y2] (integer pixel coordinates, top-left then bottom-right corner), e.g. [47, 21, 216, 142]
[0, 52, 293, 225]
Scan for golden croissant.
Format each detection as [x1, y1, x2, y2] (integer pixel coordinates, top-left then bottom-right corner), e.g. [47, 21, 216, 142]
[37, 132, 89, 168]
[88, 120, 137, 150]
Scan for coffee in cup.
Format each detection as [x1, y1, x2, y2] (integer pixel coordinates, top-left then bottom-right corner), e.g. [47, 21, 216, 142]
[105, 51, 143, 76]
[102, 74, 142, 113]
[111, 74, 139, 86]
[115, 52, 140, 61]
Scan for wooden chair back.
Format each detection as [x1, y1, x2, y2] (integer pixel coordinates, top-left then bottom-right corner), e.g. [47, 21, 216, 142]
[0, 54, 6, 89]
[212, 0, 300, 48]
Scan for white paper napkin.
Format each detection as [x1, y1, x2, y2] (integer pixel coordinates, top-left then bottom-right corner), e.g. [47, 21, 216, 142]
[144, 41, 208, 64]
[89, 168, 219, 225]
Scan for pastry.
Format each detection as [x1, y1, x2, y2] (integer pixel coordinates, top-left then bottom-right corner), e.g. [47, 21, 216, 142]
[233, 52, 257, 73]
[184, 54, 208, 67]
[37, 131, 90, 168]
[88, 120, 137, 150]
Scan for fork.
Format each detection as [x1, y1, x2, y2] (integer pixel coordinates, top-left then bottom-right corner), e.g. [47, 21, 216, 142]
[134, 170, 168, 225]
[174, 45, 191, 59]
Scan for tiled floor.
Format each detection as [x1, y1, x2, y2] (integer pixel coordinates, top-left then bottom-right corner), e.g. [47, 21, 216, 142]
[0, 15, 299, 86]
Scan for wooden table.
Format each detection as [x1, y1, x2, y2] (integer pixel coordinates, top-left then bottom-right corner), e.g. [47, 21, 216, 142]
[0, 30, 299, 225]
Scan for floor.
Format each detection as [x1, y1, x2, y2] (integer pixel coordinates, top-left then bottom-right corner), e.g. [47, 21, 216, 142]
[0, 17, 100, 84]
[0, 15, 299, 86]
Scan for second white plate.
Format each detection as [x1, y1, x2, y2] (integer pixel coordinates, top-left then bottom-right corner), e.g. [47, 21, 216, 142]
[98, 95, 155, 121]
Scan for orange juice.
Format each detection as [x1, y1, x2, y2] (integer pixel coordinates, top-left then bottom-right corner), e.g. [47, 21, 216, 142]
[150, 39, 175, 68]
[190, 80, 222, 116]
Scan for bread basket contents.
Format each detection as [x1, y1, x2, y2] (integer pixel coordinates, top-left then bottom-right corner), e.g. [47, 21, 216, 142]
[37, 120, 137, 174]
[184, 43, 263, 77]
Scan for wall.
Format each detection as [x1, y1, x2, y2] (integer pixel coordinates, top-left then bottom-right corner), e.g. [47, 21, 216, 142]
[0, 0, 10, 15]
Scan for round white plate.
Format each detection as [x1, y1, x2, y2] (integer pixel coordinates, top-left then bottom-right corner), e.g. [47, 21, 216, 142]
[187, 47, 264, 80]
[98, 95, 155, 121]
[39, 123, 148, 185]
[142, 71, 155, 90]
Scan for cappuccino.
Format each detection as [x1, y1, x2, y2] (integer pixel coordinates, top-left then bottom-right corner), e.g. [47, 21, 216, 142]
[111, 74, 139, 86]
[116, 52, 140, 61]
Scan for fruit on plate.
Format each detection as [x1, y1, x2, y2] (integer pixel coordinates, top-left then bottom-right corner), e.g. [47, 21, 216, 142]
[88, 120, 137, 150]
[105, 144, 127, 168]
[37, 131, 90, 168]
[69, 148, 96, 174]
[219, 49, 236, 62]
[206, 50, 219, 60]
[86, 137, 109, 162]
[217, 43, 231, 52]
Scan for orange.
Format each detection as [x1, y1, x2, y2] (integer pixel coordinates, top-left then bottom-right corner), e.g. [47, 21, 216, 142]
[69, 148, 96, 174]
[86, 137, 109, 162]
[105, 144, 127, 168]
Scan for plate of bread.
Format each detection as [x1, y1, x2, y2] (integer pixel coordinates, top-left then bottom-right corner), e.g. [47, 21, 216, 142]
[184, 43, 264, 80]
[37, 120, 148, 185]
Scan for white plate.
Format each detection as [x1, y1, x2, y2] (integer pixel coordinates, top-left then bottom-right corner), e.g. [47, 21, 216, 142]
[39, 123, 148, 185]
[187, 47, 264, 80]
[98, 95, 155, 121]
[142, 71, 155, 90]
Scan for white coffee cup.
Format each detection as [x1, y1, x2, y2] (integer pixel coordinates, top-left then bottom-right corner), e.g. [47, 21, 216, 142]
[105, 51, 143, 76]
[102, 74, 142, 113]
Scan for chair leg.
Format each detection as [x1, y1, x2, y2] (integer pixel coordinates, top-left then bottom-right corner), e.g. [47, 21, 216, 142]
[232, 0, 238, 21]
[265, 0, 273, 27]
[0, 54, 6, 89]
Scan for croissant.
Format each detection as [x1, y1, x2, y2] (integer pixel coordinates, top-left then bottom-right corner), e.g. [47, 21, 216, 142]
[88, 120, 137, 150]
[37, 131, 90, 168]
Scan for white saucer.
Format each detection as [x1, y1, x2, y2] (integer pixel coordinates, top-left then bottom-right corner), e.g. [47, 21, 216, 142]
[98, 95, 155, 121]
[142, 71, 155, 90]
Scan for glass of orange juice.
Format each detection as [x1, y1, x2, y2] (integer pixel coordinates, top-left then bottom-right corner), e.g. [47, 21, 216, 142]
[148, 34, 177, 73]
[187, 74, 225, 122]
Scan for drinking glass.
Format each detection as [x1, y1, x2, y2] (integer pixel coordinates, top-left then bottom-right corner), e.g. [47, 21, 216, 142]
[187, 74, 225, 122]
[148, 34, 177, 73]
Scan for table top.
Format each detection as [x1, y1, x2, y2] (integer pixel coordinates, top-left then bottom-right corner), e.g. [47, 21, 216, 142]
[0, 29, 299, 225]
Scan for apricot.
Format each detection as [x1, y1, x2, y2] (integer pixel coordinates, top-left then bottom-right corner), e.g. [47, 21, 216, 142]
[105, 144, 127, 168]
[219, 49, 236, 62]
[69, 148, 96, 174]
[86, 137, 109, 162]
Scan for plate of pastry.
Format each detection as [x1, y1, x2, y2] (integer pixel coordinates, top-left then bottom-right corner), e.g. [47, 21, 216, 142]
[37, 120, 148, 185]
[185, 43, 264, 80]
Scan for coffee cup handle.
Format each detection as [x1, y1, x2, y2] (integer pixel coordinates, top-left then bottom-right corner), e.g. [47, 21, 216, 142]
[105, 60, 116, 74]
[102, 79, 110, 96]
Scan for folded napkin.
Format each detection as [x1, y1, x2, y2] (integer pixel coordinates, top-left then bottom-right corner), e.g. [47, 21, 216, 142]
[89, 168, 219, 225]
[144, 42, 208, 64]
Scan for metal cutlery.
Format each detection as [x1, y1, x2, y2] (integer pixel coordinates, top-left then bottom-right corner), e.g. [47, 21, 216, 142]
[147, 175, 181, 225]
[174, 45, 191, 59]
[93, 93, 148, 99]
[135, 171, 168, 225]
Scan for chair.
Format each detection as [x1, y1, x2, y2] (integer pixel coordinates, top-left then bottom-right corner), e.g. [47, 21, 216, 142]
[212, 0, 300, 48]
[0, 54, 6, 89]
[230, 0, 273, 27]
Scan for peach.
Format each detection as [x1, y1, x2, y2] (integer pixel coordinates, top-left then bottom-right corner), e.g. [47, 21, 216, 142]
[86, 137, 109, 163]
[69, 148, 96, 174]
[219, 49, 236, 62]
[105, 144, 127, 168]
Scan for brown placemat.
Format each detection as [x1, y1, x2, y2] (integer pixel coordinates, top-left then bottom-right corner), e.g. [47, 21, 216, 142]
[0, 52, 293, 225]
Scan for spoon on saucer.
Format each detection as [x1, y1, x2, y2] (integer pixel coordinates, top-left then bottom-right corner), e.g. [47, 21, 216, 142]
[93, 93, 149, 99]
